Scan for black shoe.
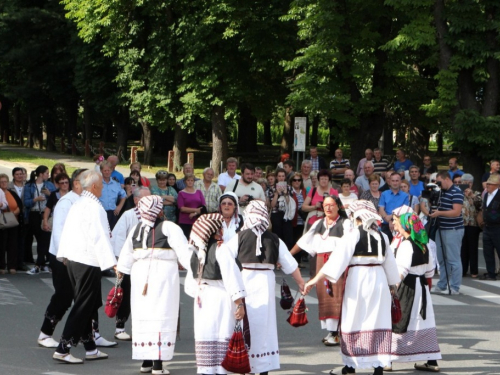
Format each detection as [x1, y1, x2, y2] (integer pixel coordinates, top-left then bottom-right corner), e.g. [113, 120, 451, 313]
[342, 366, 356, 374]
[479, 274, 497, 281]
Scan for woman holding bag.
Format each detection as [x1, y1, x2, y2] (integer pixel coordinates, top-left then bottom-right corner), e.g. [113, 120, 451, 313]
[0, 174, 22, 274]
[23, 166, 56, 275]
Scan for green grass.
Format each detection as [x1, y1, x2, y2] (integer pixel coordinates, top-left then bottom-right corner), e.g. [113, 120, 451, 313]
[0, 149, 78, 175]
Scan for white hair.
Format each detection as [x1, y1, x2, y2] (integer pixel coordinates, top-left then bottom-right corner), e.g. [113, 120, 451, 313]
[79, 170, 102, 190]
[461, 173, 474, 183]
[302, 160, 312, 167]
[203, 167, 214, 174]
[364, 161, 374, 168]
[133, 186, 151, 198]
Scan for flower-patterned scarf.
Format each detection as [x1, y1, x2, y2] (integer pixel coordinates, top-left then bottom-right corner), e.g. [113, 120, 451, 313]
[400, 213, 428, 253]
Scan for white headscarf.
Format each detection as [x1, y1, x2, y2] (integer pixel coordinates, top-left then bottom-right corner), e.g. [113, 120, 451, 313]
[241, 200, 269, 256]
[136, 195, 163, 249]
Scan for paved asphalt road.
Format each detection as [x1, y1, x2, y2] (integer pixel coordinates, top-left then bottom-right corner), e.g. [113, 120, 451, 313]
[1, 163, 500, 375]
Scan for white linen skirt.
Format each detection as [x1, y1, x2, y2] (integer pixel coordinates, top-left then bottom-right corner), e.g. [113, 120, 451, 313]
[130, 258, 179, 360]
[242, 268, 280, 374]
[194, 282, 236, 374]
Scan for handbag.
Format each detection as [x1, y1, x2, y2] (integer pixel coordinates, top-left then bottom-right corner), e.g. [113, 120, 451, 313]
[286, 296, 308, 327]
[280, 278, 294, 310]
[391, 294, 402, 324]
[221, 320, 251, 374]
[105, 276, 124, 318]
[0, 210, 19, 229]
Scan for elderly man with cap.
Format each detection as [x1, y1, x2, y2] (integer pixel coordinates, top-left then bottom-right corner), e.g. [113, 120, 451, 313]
[220, 200, 305, 375]
[117, 195, 193, 375]
[186, 213, 247, 375]
[480, 174, 500, 280]
[52, 170, 117, 364]
[304, 200, 400, 375]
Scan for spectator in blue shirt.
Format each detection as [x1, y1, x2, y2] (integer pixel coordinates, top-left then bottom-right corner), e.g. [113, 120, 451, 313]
[409, 166, 425, 197]
[100, 161, 126, 230]
[394, 149, 413, 176]
[108, 155, 125, 186]
[448, 157, 464, 180]
[378, 172, 409, 241]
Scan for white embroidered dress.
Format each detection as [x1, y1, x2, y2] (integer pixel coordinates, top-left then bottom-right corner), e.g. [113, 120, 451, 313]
[319, 226, 400, 369]
[220, 234, 298, 374]
[390, 240, 441, 362]
[117, 221, 192, 361]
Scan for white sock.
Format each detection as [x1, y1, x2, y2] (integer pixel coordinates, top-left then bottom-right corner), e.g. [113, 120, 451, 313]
[39, 332, 50, 340]
[86, 349, 98, 356]
[115, 328, 125, 333]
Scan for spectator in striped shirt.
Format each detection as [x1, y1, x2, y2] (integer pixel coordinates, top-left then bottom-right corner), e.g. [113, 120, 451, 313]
[330, 149, 350, 185]
[429, 171, 464, 295]
[373, 148, 391, 178]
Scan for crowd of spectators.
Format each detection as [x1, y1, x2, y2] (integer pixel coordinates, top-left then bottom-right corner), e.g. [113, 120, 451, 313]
[1, 149, 499, 289]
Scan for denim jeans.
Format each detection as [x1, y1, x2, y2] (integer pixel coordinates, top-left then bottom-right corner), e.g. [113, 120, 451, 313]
[436, 228, 464, 292]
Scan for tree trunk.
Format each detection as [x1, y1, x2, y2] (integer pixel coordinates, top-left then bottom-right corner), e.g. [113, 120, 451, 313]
[436, 131, 443, 156]
[83, 98, 92, 156]
[280, 107, 293, 155]
[115, 107, 130, 159]
[237, 103, 258, 153]
[13, 104, 21, 143]
[327, 119, 339, 157]
[173, 123, 188, 171]
[0, 97, 10, 143]
[383, 122, 394, 155]
[65, 98, 78, 147]
[140, 120, 154, 166]
[464, 154, 485, 191]
[407, 121, 428, 167]
[262, 119, 272, 146]
[211, 105, 228, 176]
[310, 115, 319, 147]
[45, 111, 57, 152]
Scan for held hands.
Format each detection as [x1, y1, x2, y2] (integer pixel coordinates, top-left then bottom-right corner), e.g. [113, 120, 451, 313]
[234, 300, 245, 320]
[42, 222, 51, 232]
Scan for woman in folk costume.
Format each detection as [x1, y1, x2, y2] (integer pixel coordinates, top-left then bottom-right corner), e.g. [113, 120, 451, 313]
[304, 200, 400, 375]
[290, 195, 352, 346]
[220, 199, 305, 375]
[218, 192, 244, 241]
[117, 195, 193, 375]
[389, 213, 441, 372]
[188, 213, 246, 375]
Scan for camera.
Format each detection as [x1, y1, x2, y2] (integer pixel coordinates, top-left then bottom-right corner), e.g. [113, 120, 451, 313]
[247, 195, 254, 202]
[421, 182, 441, 211]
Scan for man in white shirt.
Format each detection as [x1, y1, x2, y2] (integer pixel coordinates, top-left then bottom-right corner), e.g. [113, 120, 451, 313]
[110, 186, 151, 341]
[355, 161, 386, 193]
[218, 157, 241, 192]
[53, 170, 117, 364]
[225, 163, 266, 217]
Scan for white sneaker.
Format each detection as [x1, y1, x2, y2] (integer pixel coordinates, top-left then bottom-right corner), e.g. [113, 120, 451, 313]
[114, 331, 132, 341]
[86, 350, 108, 360]
[94, 335, 118, 347]
[53, 352, 83, 364]
[38, 336, 59, 348]
[450, 289, 460, 295]
[324, 334, 340, 347]
[26, 266, 40, 275]
[40, 266, 51, 273]
[152, 369, 169, 375]
[431, 286, 447, 294]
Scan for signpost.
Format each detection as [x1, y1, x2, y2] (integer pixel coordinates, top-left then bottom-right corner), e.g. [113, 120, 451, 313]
[294, 117, 307, 168]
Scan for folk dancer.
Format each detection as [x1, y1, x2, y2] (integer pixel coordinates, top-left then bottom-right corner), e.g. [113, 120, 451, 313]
[304, 200, 400, 375]
[117, 195, 193, 375]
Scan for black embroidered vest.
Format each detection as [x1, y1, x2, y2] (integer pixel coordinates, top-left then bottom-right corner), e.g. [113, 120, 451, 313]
[404, 238, 429, 267]
[353, 225, 386, 257]
[237, 229, 280, 265]
[483, 191, 500, 226]
[313, 217, 346, 238]
[132, 220, 171, 250]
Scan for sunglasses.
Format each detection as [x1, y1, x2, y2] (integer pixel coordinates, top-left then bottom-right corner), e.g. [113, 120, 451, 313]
[157, 171, 168, 176]
[292, 179, 302, 182]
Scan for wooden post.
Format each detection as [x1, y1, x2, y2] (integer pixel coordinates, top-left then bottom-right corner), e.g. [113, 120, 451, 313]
[168, 150, 175, 172]
[130, 146, 138, 164]
[187, 152, 194, 167]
